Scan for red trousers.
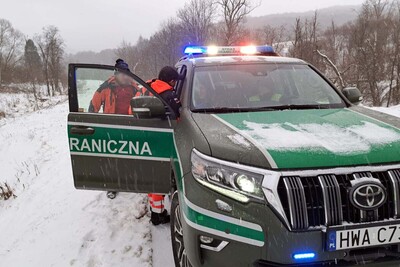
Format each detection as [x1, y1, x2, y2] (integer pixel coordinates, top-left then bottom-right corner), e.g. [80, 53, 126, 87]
[148, 194, 165, 214]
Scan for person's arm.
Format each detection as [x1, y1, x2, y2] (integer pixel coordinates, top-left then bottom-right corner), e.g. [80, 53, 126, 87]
[88, 91, 103, 113]
[159, 90, 181, 117]
[89, 81, 109, 113]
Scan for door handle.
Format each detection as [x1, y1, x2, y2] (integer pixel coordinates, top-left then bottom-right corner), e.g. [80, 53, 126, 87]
[70, 126, 95, 135]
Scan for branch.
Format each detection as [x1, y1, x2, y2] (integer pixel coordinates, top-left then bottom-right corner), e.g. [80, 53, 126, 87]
[316, 49, 346, 89]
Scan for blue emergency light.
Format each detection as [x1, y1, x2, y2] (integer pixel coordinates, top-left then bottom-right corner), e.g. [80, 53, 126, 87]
[183, 46, 207, 54]
[293, 252, 316, 260]
[183, 45, 275, 56]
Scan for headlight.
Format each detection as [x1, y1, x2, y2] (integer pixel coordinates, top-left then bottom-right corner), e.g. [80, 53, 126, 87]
[191, 149, 265, 202]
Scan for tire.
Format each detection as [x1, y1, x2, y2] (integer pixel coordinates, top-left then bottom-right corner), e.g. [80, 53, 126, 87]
[170, 190, 193, 267]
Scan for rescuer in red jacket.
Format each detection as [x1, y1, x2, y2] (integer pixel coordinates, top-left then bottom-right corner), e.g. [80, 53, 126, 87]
[89, 59, 149, 199]
[147, 66, 181, 117]
[148, 66, 182, 225]
[89, 59, 149, 114]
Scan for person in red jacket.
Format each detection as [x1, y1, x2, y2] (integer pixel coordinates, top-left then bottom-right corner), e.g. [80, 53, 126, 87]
[89, 59, 148, 114]
[148, 66, 182, 225]
[147, 66, 181, 117]
[89, 59, 148, 199]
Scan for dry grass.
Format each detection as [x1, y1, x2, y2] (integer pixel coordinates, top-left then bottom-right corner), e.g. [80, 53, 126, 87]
[0, 183, 16, 200]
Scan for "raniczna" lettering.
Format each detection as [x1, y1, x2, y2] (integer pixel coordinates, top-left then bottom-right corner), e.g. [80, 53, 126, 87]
[69, 138, 152, 156]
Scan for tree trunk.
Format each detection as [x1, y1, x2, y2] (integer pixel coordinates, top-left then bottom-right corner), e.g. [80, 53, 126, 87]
[45, 66, 50, 96]
[31, 81, 39, 111]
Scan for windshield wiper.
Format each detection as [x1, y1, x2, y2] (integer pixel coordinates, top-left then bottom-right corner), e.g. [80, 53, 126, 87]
[192, 107, 276, 113]
[264, 104, 330, 110]
[192, 104, 330, 113]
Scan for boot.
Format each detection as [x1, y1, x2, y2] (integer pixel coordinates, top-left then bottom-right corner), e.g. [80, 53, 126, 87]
[151, 210, 170, 226]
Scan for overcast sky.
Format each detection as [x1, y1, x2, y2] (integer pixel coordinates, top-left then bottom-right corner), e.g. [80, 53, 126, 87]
[0, 0, 365, 53]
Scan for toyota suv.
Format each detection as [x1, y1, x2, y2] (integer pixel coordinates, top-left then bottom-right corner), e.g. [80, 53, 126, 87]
[67, 46, 400, 266]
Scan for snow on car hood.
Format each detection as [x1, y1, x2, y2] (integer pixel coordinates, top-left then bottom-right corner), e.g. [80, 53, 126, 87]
[242, 120, 400, 154]
[214, 108, 400, 169]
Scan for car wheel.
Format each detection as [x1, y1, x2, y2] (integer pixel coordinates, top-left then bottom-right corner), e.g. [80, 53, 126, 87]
[170, 190, 193, 267]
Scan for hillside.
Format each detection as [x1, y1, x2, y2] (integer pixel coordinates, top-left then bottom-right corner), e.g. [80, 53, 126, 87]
[245, 5, 360, 30]
[65, 49, 117, 65]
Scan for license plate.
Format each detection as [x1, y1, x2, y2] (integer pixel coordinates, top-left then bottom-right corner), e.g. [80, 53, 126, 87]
[327, 224, 400, 251]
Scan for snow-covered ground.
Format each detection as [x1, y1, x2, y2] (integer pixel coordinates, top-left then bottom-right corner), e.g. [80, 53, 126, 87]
[371, 105, 400, 117]
[1, 98, 400, 267]
[0, 101, 174, 267]
[0, 92, 67, 121]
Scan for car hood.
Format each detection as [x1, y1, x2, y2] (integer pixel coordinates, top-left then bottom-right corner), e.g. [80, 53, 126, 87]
[191, 107, 400, 170]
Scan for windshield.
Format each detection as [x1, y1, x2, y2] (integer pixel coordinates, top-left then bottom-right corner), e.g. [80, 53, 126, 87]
[191, 63, 346, 112]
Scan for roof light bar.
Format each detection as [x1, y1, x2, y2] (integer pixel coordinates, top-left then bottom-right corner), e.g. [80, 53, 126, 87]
[207, 46, 219, 55]
[240, 46, 258, 54]
[184, 46, 207, 54]
[183, 45, 275, 56]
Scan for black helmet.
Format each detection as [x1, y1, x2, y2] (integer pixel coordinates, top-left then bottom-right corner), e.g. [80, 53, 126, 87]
[158, 66, 179, 83]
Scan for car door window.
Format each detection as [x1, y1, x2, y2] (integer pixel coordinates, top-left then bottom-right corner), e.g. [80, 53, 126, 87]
[74, 67, 147, 114]
[68, 64, 177, 194]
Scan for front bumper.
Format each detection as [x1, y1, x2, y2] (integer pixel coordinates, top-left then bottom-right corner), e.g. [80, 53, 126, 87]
[181, 173, 400, 267]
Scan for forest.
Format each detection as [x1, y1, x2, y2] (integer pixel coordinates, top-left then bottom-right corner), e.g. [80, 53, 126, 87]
[0, 0, 399, 106]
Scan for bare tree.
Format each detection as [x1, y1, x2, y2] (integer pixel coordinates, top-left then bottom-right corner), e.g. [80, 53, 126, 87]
[24, 39, 42, 103]
[385, 1, 400, 106]
[150, 19, 185, 70]
[217, 0, 259, 45]
[313, 21, 354, 89]
[316, 50, 346, 89]
[177, 0, 217, 44]
[118, 20, 187, 80]
[116, 40, 139, 72]
[285, 0, 400, 106]
[134, 36, 156, 79]
[0, 19, 23, 85]
[35, 26, 65, 96]
[349, 0, 392, 105]
[252, 25, 287, 53]
[289, 12, 324, 70]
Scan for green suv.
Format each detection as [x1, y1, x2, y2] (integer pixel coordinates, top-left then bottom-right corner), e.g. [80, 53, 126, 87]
[67, 46, 400, 266]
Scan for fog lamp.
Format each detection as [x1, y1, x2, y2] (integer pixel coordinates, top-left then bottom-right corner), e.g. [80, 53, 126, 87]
[200, 235, 214, 244]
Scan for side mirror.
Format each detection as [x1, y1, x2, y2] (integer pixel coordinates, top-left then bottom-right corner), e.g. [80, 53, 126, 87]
[342, 87, 363, 105]
[130, 96, 166, 118]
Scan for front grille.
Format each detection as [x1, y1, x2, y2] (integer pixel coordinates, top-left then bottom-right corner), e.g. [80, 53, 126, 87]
[318, 174, 343, 225]
[282, 176, 308, 229]
[277, 169, 400, 230]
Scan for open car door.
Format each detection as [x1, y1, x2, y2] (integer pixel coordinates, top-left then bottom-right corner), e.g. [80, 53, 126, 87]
[67, 64, 176, 194]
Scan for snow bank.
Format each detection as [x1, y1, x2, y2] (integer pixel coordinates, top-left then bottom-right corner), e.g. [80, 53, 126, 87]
[371, 105, 400, 118]
[242, 120, 400, 154]
[0, 103, 155, 266]
[0, 92, 66, 121]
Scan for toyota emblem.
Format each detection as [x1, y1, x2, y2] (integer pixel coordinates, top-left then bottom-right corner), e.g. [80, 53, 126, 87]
[350, 180, 387, 211]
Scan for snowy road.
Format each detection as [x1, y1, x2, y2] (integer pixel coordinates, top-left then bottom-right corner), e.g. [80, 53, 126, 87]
[0, 102, 174, 267]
